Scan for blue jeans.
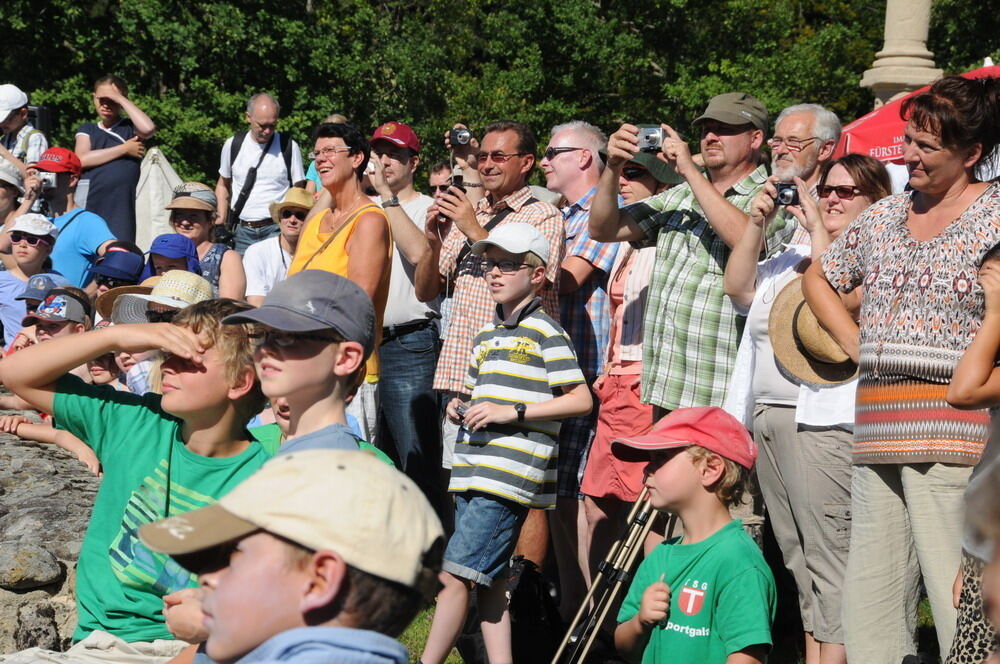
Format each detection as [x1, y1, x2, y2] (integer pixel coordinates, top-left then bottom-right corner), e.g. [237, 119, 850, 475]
[377, 322, 445, 515]
[234, 222, 279, 255]
[443, 491, 528, 586]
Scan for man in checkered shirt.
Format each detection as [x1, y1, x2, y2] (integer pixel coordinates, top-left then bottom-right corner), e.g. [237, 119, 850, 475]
[590, 93, 796, 417]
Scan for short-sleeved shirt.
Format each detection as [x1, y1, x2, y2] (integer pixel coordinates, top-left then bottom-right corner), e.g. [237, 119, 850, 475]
[450, 298, 585, 509]
[243, 236, 292, 298]
[53, 375, 272, 642]
[218, 132, 305, 221]
[0, 269, 27, 346]
[618, 519, 776, 664]
[559, 187, 619, 380]
[625, 164, 788, 410]
[433, 187, 565, 394]
[383, 193, 439, 327]
[49, 208, 116, 287]
[250, 421, 395, 465]
[76, 119, 142, 241]
[2, 123, 48, 165]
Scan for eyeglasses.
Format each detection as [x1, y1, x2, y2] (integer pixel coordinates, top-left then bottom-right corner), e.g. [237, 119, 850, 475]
[431, 184, 452, 193]
[10, 232, 52, 246]
[542, 147, 583, 161]
[816, 184, 862, 200]
[281, 209, 307, 221]
[475, 151, 529, 165]
[96, 276, 133, 289]
[146, 309, 178, 324]
[247, 329, 343, 349]
[308, 146, 353, 161]
[621, 165, 649, 181]
[479, 259, 530, 274]
[767, 137, 820, 152]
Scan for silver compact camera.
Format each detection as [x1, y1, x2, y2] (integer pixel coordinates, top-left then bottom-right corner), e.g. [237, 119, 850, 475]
[37, 171, 57, 190]
[636, 126, 663, 153]
[774, 182, 800, 206]
[449, 128, 472, 146]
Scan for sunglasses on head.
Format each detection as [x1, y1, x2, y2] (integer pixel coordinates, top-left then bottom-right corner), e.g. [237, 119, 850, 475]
[96, 276, 134, 289]
[10, 232, 52, 246]
[621, 165, 649, 181]
[281, 209, 307, 221]
[816, 184, 862, 200]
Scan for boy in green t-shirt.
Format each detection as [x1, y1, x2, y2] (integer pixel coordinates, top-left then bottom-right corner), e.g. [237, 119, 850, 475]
[0, 298, 271, 660]
[613, 407, 776, 664]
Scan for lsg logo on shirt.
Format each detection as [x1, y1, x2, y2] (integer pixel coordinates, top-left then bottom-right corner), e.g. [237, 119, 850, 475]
[678, 584, 708, 615]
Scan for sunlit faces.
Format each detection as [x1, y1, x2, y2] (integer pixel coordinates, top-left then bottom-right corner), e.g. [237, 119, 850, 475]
[372, 143, 418, 191]
[698, 120, 761, 171]
[152, 254, 188, 275]
[818, 164, 874, 237]
[278, 207, 307, 241]
[770, 112, 821, 181]
[170, 210, 213, 244]
[429, 168, 453, 203]
[902, 120, 980, 195]
[643, 447, 706, 511]
[618, 163, 659, 205]
[10, 232, 53, 266]
[251, 327, 356, 402]
[87, 353, 120, 386]
[35, 319, 84, 342]
[476, 130, 534, 197]
[540, 129, 585, 194]
[313, 137, 363, 189]
[159, 343, 244, 418]
[480, 246, 545, 307]
[246, 102, 279, 145]
[199, 531, 309, 664]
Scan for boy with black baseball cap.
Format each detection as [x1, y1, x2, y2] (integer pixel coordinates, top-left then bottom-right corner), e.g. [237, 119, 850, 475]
[222, 269, 376, 454]
[612, 407, 776, 664]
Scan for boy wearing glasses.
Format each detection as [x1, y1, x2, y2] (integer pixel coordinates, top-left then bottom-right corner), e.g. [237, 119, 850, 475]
[420, 223, 592, 664]
[0, 298, 271, 662]
[244, 187, 312, 306]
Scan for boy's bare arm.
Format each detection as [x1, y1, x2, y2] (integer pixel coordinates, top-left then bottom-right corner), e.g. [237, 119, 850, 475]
[8, 419, 101, 475]
[725, 645, 768, 663]
[0, 394, 32, 411]
[614, 578, 671, 662]
[615, 616, 652, 663]
[461, 382, 593, 432]
[0, 324, 205, 414]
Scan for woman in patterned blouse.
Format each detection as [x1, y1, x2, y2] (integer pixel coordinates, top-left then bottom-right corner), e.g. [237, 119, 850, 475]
[803, 75, 1000, 663]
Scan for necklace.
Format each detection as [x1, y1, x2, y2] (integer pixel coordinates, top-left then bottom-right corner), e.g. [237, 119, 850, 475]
[322, 194, 368, 235]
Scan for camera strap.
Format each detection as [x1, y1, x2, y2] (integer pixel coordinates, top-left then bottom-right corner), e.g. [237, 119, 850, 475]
[228, 132, 276, 226]
[453, 197, 538, 269]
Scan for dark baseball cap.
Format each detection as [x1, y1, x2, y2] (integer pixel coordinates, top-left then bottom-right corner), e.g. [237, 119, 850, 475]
[22, 288, 91, 326]
[627, 152, 684, 186]
[222, 270, 375, 356]
[89, 251, 145, 282]
[693, 92, 768, 132]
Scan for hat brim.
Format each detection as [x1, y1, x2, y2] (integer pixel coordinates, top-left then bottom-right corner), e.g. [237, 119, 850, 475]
[268, 200, 312, 224]
[222, 304, 344, 334]
[22, 313, 84, 327]
[611, 435, 691, 459]
[96, 285, 152, 320]
[693, 111, 760, 129]
[139, 502, 258, 556]
[165, 198, 215, 213]
[768, 279, 858, 387]
[112, 293, 189, 324]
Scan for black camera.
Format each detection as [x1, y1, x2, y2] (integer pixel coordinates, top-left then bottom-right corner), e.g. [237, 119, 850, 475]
[449, 128, 472, 146]
[775, 182, 800, 207]
[637, 126, 663, 153]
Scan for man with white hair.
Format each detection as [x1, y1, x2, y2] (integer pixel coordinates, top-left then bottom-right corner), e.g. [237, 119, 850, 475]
[539, 120, 619, 619]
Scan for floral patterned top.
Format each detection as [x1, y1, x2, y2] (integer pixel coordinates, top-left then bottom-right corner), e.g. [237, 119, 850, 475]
[821, 182, 1000, 383]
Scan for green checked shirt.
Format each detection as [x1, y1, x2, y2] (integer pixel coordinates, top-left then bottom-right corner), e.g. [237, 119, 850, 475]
[625, 164, 794, 411]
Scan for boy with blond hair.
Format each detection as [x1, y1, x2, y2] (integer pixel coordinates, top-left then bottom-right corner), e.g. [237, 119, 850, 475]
[613, 407, 776, 664]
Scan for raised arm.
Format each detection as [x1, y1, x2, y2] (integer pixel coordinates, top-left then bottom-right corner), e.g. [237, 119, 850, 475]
[414, 207, 448, 302]
[801, 260, 860, 363]
[370, 159, 431, 266]
[589, 124, 646, 242]
[948, 262, 1000, 409]
[724, 188, 775, 308]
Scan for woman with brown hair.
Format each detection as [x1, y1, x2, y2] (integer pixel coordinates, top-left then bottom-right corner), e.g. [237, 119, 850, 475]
[803, 75, 1000, 662]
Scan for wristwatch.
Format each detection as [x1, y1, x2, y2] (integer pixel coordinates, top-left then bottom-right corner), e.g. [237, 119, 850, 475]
[381, 195, 400, 208]
[514, 403, 527, 423]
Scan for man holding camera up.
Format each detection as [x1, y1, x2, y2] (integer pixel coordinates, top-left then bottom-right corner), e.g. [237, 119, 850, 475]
[591, 93, 793, 417]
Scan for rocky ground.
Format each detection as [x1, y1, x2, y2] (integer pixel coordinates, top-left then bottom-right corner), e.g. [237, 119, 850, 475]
[0, 428, 98, 652]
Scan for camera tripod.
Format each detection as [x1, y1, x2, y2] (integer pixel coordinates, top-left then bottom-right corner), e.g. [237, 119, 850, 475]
[550, 488, 677, 664]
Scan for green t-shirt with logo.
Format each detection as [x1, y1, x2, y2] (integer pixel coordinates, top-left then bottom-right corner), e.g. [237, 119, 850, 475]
[618, 519, 775, 664]
[53, 375, 273, 643]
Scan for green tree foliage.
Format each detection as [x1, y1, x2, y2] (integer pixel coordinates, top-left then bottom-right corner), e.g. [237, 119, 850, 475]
[1, 0, 995, 184]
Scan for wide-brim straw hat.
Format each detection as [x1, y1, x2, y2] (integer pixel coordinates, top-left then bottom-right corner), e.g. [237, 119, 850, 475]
[269, 187, 314, 223]
[111, 270, 212, 324]
[95, 276, 161, 320]
[768, 277, 858, 387]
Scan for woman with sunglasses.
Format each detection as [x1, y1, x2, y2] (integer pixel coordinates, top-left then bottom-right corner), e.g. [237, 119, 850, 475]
[0, 213, 59, 348]
[165, 182, 246, 300]
[724, 154, 890, 664]
[244, 187, 312, 306]
[803, 75, 1000, 663]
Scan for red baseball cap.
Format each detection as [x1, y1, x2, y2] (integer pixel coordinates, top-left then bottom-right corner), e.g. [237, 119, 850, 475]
[371, 121, 420, 152]
[34, 147, 82, 176]
[612, 406, 757, 469]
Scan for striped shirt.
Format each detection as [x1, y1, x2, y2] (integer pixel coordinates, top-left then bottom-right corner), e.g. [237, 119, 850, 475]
[434, 186, 565, 394]
[625, 164, 794, 410]
[450, 298, 585, 509]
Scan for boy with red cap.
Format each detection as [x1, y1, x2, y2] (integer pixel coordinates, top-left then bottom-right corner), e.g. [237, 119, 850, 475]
[613, 407, 776, 664]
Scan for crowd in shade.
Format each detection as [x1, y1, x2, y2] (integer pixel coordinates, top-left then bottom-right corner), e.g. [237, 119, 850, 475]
[0, 71, 999, 664]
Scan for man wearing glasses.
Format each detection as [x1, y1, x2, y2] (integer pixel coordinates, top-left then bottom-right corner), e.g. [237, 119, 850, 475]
[215, 93, 305, 254]
[591, 93, 791, 419]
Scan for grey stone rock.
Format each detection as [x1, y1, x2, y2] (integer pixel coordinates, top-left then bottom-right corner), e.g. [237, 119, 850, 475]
[0, 543, 63, 590]
[15, 602, 59, 651]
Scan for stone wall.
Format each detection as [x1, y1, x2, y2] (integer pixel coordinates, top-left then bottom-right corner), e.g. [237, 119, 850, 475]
[0, 433, 98, 652]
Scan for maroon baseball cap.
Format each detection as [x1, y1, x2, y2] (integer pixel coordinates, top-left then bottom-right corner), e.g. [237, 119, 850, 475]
[612, 406, 757, 469]
[371, 121, 420, 152]
[34, 147, 82, 176]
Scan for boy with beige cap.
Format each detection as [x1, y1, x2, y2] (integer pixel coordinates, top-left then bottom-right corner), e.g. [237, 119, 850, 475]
[139, 449, 444, 664]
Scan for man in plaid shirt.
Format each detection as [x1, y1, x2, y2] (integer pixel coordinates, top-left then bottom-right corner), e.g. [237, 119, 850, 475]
[590, 93, 795, 416]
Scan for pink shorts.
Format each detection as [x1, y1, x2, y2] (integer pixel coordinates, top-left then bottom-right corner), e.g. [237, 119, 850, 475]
[580, 373, 654, 502]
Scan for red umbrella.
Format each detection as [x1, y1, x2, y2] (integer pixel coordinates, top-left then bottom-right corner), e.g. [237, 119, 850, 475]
[834, 64, 1000, 163]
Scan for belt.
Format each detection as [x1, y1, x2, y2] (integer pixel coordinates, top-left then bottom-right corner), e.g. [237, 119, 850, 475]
[239, 218, 275, 229]
[381, 319, 434, 343]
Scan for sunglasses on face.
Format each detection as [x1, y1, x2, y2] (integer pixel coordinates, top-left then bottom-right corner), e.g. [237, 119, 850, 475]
[146, 309, 178, 324]
[542, 146, 583, 161]
[247, 329, 343, 349]
[96, 276, 133, 290]
[475, 151, 529, 165]
[432, 184, 453, 193]
[10, 232, 52, 246]
[479, 259, 530, 274]
[281, 209, 307, 221]
[816, 184, 862, 200]
[621, 165, 649, 181]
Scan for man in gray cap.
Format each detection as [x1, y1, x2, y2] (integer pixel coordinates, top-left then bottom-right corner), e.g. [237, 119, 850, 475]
[590, 93, 794, 418]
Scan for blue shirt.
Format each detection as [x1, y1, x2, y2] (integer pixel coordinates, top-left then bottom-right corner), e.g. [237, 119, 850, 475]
[277, 423, 362, 456]
[0, 270, 27, 347]
[50, 208, 115, 287]
[195, 626, 408, 664]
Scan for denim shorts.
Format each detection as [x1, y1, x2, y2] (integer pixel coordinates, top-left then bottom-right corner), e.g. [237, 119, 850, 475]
[443, 491, 528, 587]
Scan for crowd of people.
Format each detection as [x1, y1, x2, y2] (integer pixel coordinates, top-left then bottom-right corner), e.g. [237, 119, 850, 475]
[0, 71, 999, 664]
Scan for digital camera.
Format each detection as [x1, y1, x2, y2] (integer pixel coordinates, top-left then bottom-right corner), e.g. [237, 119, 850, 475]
[37, 171, 57, 190]
[449, 128, 472, 146]
[637, 126, 663, 153]
[775, 182, 800, 207]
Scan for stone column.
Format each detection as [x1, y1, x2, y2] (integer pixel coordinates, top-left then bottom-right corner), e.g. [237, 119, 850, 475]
[860, 0, 942, 107]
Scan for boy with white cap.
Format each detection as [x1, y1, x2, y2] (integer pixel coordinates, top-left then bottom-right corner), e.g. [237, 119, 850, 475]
[0, 84, 48, 169]
[139, 449, 445, 664]
[421, 222, 592, 664]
